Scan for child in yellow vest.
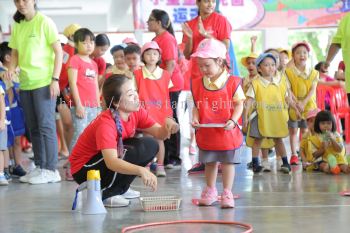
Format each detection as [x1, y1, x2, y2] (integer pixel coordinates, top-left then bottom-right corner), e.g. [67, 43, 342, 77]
[241, 52, 274, 172]
[285, 41, 318, 165]
[244, 53, 291, 173]
[310, 110, 349, 174]
[300, 109, 320, 171]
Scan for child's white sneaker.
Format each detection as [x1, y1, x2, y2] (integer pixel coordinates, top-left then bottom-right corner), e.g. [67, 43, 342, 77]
[262, 159, 271, 172]
[0, 174, 9, 186]
[277, 159, 283, 171]
[156, 166, 166, 177]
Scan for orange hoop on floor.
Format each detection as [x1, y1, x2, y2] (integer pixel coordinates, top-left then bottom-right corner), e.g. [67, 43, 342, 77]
[121, 220, 253, 233]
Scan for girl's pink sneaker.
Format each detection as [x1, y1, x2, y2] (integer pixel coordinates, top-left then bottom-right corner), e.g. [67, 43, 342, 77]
[198, 186, 218, 206]
[221, 189, 235, 208]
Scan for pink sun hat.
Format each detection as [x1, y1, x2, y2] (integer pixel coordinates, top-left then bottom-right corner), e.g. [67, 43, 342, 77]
[141, 41, 162, 55]
[191, 38, 226, 59]
[122, 37, 138, 45]
[306, 108, 320, 119]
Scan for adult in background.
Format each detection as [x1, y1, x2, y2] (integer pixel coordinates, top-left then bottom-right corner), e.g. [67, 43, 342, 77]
[148, 9, 184, 168]
[325, 12, 350, 100]
[6, 0, 63, 184]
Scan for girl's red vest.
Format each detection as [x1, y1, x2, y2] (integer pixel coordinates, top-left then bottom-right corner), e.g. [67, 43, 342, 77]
[191, 75, 243, 151]
[134, 68, 173, 125]
[59, 43, 75, 91]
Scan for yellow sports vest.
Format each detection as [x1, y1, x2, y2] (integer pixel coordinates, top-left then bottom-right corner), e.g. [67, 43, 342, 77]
[246, 131, 275, 148]
[252, 75, 289, 138]
[300, 132, 314, 162]
[309, 134, 346, 164]
[245, 109, 274, 148]
[285, 68, 318, 121]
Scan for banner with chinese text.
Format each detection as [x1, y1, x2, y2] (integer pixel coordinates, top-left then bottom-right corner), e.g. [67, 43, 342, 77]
[132, 0, 349, 30]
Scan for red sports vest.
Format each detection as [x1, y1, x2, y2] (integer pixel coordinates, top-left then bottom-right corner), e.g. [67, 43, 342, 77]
[59, 44, 75, 91]
[134, 68, 173, 125]
[191, 75, 243, 150]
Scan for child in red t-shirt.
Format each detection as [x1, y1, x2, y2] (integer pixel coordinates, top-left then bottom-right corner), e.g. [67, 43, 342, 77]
[67, 28, 100, 153]
[58, 24, 80, 171]
[134, 41, 172, 177]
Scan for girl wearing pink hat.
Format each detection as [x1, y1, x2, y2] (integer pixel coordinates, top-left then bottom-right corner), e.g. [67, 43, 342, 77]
[191, 38, 245, 208]
[134, 41, 173, 177]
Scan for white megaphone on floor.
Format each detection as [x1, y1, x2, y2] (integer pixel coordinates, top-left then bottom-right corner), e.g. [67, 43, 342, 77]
[72, 170, 107, 215]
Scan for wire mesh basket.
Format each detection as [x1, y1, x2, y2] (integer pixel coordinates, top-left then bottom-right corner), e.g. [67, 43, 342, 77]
[139, 196, 181, 212]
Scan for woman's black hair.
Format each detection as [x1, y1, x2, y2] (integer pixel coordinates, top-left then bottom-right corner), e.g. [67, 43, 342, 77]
[73, 28, 95, 45]
[102, 74, 129, 157]
[13, 2, 37, 23]
[102, 74, 130, 110]
[314, 110, 337, 133]
[151, 9, 174, 36]
[141, 48, 161, 66]
[95, 34, 110, 47]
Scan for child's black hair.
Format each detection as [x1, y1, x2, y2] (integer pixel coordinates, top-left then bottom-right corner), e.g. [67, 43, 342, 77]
[314, 61, 325, 72]
[106, 63, 113, 70]
[110, 44, 126, 55]
[95, 34, 110, 47]
[124, 44, 141, 56]
[0, 42, 11, 63]
[141, 48, 161, 66]
[314, 110, 336, 133]
[73, 28, 95, 45]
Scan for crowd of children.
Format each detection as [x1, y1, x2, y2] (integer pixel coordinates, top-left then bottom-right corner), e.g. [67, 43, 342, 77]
[0, 0, 349, 211]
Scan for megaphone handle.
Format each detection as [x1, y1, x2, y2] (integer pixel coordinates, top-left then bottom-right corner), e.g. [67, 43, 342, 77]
[77, 182, 87, 191]
[72, 189, 79, 210]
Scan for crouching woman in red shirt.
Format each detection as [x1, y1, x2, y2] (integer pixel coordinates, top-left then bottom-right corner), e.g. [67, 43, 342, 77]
[69, 74, 179, 207]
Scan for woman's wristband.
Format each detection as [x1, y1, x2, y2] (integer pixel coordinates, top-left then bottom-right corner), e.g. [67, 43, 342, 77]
[52, 77, 59, 82]
[227, 119, 237, 126]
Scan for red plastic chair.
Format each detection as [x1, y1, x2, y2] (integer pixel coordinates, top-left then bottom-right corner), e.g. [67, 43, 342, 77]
[316, 84, 337, 112]
[332, 87, 350, 143]
[316, 85, 341, 135]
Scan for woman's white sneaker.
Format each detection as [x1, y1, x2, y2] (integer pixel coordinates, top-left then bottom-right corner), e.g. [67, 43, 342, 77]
[28, 169, 61, 184]
[121, 188, 140, 199]
[103, 195, 130, 207]
[19, 167, 41, 183]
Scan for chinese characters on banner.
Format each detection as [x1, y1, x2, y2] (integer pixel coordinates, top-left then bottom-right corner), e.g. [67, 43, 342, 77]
[132, 0, 348, 30]
[132, 0, 259, 30]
